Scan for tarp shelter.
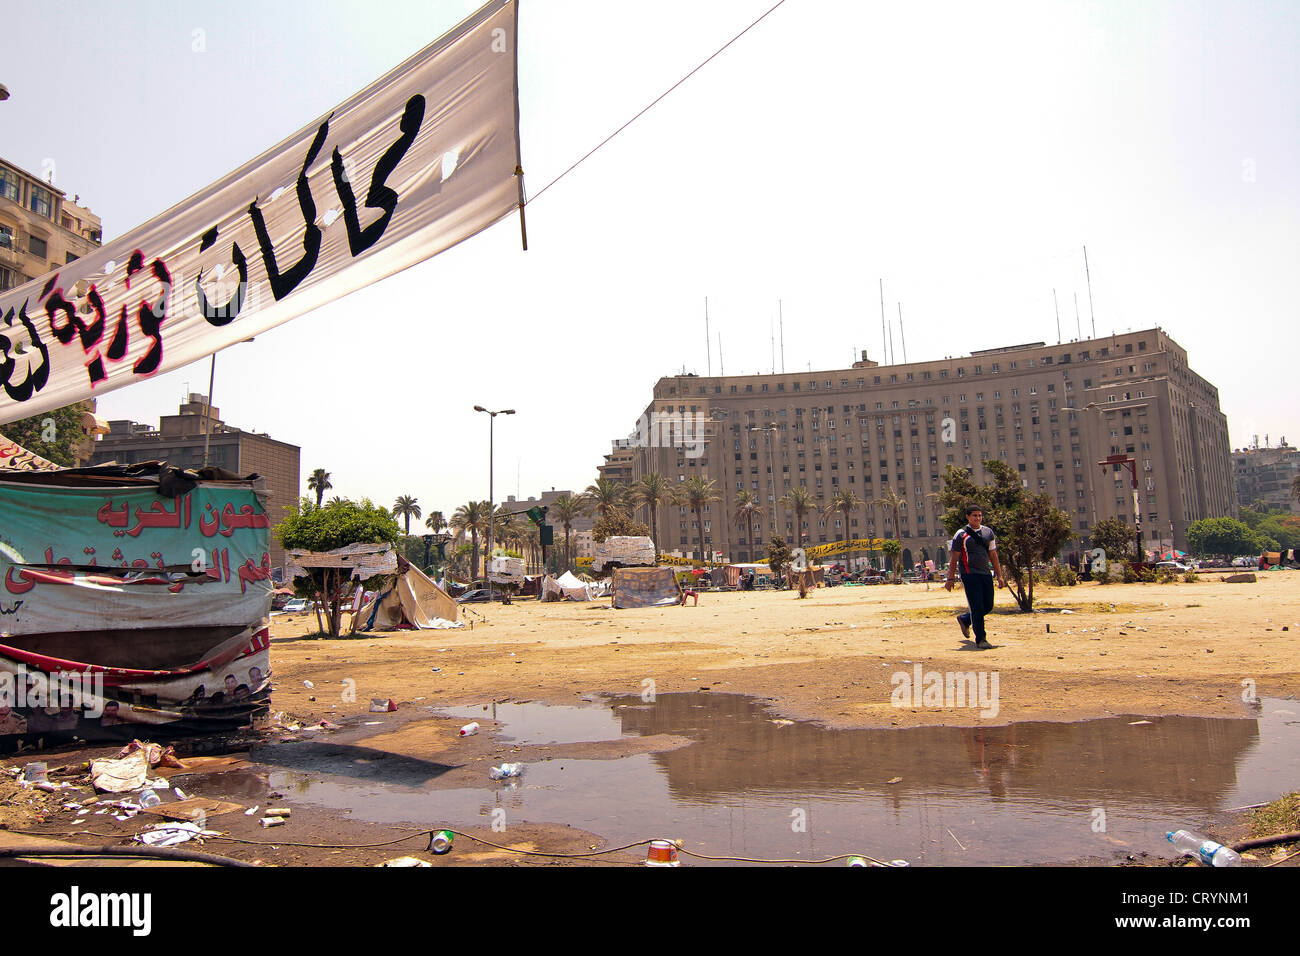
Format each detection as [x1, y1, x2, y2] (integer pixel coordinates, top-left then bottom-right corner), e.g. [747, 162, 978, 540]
[723, 563, 775, 588]
[541, 571, 601, 602]
[355, 555, 460, 630]
[612, 567, 681, 609]
[0, 461, 273, 752]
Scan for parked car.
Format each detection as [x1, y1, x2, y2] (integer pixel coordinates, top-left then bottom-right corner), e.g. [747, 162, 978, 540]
[1154, 561, 1191, 572]
[456, 588, 509, 603]
[281, 598, 309, 613]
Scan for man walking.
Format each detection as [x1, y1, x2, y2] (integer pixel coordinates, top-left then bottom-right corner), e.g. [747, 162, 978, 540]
[945, 504, 1009, 649]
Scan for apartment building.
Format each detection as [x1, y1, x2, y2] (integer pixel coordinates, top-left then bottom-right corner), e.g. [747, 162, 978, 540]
[1233, 441, 1300, 515]
[0, 155, 102, 292]
[611, 328, 1233, 565]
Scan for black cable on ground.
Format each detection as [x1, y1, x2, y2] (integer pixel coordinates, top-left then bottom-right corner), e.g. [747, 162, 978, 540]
[0, 845, 257, 867]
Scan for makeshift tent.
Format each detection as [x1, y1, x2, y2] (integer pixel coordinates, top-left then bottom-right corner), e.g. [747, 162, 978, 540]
[612, 567, 681, 609]
[355, 556, 460, 630]
[0, 462, 273, 752]
[723, 563, 775, 588]
[541, 571, 602, 602]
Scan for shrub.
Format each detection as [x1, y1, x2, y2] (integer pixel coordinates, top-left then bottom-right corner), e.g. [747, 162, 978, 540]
[1156, 568, 1179, 584]
[1182, 570, 1199, 583]
[1123, 564, 1156, 584]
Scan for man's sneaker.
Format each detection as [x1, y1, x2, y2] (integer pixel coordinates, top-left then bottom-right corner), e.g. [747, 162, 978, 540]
[974, 639, 992, 650]
[958, 617, 971, 640]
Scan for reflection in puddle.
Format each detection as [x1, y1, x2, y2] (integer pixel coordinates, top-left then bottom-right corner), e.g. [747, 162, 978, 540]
[242, 694, 1298, 865]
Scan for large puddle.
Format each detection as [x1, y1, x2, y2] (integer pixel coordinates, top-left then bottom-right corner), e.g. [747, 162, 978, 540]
[244, 694, 1298, 865]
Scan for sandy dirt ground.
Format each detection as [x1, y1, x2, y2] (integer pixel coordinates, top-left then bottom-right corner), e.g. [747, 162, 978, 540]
[2, 572, 1296, 867]
[267, 573, 1299, 729]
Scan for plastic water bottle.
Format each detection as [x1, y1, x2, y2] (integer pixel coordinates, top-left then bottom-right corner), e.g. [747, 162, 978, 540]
[138, 788, 161, 808]
[1166, 830, 1242, 867]
[489, 763, 522, 779]
[459, 722, 479, 737]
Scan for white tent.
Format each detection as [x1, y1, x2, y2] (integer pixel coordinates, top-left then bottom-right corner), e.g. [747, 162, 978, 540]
[355, 556, 462, 630]
[541, 571, 609, 601]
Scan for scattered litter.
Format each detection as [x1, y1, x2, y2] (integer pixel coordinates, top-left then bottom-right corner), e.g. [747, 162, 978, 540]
[363, 721, 383, 725]
[265, 807, 291, 817]
[379, 856, 432, 867]
[459, 722, 479, 737]
[370, 698, 397, 713]
[769, 719, 794, 727]
[23, 761, 48, 784]
[136, 821, 215, 846]
[260, 816, 286, 828]
[1129, 720, 1154, 726]
[490, 763, 522, 780]
[1060, 609, 1075, 614]
[173, 787, 186, 800]
[245, 806, 260, 816]
[303, 680, 315, 689]
[138, 788, 161, 808]
[90, 750, 149, 793]
[886, 776, 903, 785]
[319, 720, 343, 730]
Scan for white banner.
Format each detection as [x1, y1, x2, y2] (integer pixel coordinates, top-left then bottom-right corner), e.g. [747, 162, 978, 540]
[0, 0, 523, 425]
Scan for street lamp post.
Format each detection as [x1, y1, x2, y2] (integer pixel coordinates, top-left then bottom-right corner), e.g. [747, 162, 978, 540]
[474, 405, 515, 600]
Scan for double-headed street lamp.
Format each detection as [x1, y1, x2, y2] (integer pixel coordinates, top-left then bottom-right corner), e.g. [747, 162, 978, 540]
[474, 405, 514, 599]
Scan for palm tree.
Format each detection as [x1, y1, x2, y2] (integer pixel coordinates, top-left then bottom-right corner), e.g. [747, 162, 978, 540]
[781, 486, 816, 550]
[680, 476, 722, 562]
[393, 495, 421, 535]
[825, 489, 862, 567]
[733, 490, 764, 560]
[873, 486, 907, 544]
[584, 477, 627, 522]
[548, 494, 591, 570]
[424, 510, 446, 534]
[491, 504, 521, 558]
[629, 472, 674, 562]
[307, 468, 332, 508]
[451, 500, 491, 582]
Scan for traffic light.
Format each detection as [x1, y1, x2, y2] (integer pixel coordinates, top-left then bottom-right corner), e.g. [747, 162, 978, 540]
[526, 505, 549, 526]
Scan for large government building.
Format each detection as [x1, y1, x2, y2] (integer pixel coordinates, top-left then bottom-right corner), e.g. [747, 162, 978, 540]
[602, 328, 1233, 566]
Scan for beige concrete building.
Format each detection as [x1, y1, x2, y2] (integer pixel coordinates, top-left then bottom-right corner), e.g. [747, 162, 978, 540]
[89, 395, 300, 566]
[0, 156, 101, 292]
[1233, 441, 1300, 515]
[611, 328, 1233, 565]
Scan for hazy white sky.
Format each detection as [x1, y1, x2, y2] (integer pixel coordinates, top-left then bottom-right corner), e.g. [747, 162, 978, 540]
[3, 0, 1297, 515]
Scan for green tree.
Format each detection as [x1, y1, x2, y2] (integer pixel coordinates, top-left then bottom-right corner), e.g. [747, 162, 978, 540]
[1186, 517, 1267, 558]
[548, 493, 591, 570]
[274, 498, 401, 636]
[591, 510, 651, 543]
[2, 400, 94, 467]
[1089, 517, 1137, 563]
[681, 476, 722, 561]
[733, 490, 765, 558]
[628, 472, 675, 562]
[781, 486, 816, 549]
[584, 477, 627, 522]
[307, 468, 332, 508]
[825, 489, 862, 567]
[939, 460, 1074, 611]
[424, 510, 446, 534]
[872, 486, 908, 542]
[451, 500, 492, 581]
[767, 535, 792, 577]
[392, 495, 421, 535]
[881, 538, 902, 578]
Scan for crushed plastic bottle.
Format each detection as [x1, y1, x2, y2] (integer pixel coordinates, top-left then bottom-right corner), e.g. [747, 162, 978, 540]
[459, 722, 479, 736]
[489, 763, 522, 780]
[1166, 829, 1242, 867]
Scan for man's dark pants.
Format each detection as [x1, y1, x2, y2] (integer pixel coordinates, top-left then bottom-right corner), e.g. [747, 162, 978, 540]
[957, 573, 995, 641]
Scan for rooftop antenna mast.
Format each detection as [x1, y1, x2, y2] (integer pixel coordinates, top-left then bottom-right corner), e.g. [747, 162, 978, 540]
[1074, 292, 1082, 340]
[879, 278, 887, 365]
[704, 296, 711, 376]
[1053, 289, 1061, 344]
[888, 319, 895, 365]
[897, 302, 908, 363]
[1083, 245, 1096, 338]
[718, 333, 724, 376]
[779, 299, 785, 373]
